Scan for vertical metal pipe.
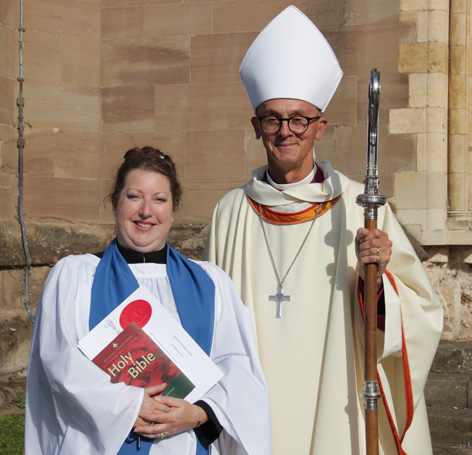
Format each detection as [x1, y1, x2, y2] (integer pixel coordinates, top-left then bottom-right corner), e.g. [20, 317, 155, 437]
[17, 0, 33, 322]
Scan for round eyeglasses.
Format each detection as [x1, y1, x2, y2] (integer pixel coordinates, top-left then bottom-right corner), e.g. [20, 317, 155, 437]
[258, 115, 321, 134]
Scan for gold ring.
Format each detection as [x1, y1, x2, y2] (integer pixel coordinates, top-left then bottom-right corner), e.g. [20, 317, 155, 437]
[377, 255, 381, 263]
[160, 432, 167, 438]
[377, 248, 380, 255]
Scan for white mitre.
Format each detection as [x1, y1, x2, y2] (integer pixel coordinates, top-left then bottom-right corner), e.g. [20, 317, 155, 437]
[239, 5, 343, 112]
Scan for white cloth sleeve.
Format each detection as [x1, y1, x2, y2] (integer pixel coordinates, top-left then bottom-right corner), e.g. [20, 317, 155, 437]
[25, 256, 144, 455]
[198, 262, 272, 455]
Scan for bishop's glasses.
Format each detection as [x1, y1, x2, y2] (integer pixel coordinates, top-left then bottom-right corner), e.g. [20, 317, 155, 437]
[258, 115, 321, 134]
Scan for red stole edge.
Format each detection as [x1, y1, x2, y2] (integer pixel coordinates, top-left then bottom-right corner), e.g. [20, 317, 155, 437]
[248, 195, 342, 225]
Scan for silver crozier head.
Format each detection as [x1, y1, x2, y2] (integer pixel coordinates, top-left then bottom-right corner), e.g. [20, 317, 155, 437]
[356, 68, 386, 220]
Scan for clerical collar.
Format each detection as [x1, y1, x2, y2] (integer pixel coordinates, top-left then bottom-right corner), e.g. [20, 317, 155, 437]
[95, 242, 167, 264]
[265, 163, 324, 190]
[117, 242, 167, 264]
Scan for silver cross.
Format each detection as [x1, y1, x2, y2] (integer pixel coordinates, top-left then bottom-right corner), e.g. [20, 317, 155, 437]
[269, 284, 290, 318]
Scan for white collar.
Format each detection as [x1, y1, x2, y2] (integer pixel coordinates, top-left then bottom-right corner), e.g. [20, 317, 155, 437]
[244, 160, 348, 207]
[265, 165, 316, 190]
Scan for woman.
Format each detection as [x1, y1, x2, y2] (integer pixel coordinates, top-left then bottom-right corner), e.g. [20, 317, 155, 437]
[25, 147, 272, 455]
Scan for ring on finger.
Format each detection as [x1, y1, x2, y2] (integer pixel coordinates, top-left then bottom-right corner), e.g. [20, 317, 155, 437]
[377, 247, 380, 255]
[377, 255, 381, 263]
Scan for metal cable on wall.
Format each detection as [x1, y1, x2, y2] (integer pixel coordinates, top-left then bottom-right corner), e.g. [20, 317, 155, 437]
[17, 0, 33, 323]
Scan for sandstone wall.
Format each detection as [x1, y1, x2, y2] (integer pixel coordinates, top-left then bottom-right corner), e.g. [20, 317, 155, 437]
[0, 0, 470, 376]
[1, 0, 419, 227]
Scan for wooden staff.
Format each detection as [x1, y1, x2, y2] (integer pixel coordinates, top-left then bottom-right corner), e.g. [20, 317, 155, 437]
[356, 68, 386, 455]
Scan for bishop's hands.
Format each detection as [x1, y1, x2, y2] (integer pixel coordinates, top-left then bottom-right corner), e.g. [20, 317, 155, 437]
[355, 228, 392, 290]
[134, 384, 208, 440]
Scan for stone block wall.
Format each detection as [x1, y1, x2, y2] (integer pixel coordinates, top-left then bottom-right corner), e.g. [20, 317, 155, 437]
[1, 0, 421, 225]
[391, 0, 472, 245]
[0, 0, 471, 376]
[424, 247, 472, 340]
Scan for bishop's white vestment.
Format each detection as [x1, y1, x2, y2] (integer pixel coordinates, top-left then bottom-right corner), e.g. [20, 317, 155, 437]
[25, 255, 272, 455]
[204, 161, 443, 455]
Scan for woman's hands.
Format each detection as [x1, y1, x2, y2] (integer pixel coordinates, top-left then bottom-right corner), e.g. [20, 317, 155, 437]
[134, 384, 169, 428]
[134, 385, 208, 439]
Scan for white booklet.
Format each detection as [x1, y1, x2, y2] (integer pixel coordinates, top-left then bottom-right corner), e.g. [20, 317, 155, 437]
[78, 285, 223, 403]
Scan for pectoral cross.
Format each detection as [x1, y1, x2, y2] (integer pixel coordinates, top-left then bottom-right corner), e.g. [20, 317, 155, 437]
[269, 284, 290, 318]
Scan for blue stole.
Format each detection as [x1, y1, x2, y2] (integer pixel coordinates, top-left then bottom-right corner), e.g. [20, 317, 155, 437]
[89, 239, 215, 454]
